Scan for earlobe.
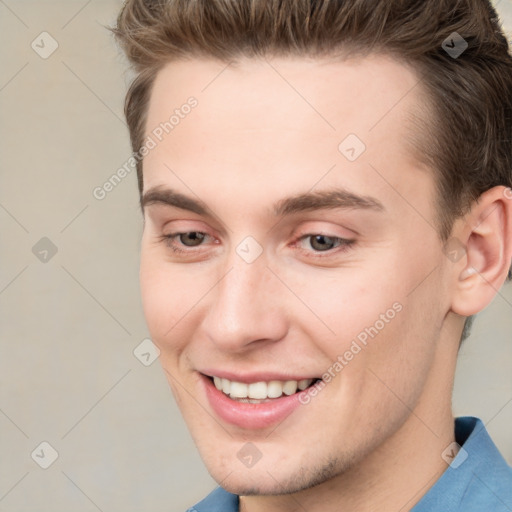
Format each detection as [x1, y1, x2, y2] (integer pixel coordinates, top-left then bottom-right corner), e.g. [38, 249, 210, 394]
[451, 186, 512, 317]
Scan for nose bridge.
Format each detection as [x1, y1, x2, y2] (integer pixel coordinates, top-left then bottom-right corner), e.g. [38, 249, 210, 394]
[202, 250, 287, 350]
[221, 256, 262, 311]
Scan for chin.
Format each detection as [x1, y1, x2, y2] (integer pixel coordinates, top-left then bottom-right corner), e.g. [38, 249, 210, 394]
[203, 451, 353, 497]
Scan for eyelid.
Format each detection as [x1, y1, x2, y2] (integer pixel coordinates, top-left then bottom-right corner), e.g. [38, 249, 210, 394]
[290, 220, 358, 238]
[150, 209, 226, 240]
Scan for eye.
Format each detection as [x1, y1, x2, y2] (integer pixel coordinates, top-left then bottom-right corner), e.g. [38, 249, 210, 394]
[175, 231, 207, 247]
[160, 231, 214, 254]
[159, 230, 354, 259]
[296, 234, 355, 255]
[307, 234, 339, 251]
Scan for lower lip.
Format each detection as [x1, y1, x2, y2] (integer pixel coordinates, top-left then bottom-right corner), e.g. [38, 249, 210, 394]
[201, 374, 303, 429]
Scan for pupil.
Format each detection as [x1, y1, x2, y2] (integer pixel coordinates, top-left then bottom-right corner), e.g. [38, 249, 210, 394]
[180, 232, 205, 246]
[311, 235, 335, 251]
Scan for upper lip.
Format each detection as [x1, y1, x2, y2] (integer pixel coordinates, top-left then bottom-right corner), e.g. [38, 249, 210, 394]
[200, 370, 320, 383]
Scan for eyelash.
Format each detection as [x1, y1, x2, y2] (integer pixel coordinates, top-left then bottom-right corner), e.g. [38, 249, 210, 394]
[159, 232, 355, 258]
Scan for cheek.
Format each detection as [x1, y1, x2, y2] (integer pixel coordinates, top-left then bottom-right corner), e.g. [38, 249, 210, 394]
[139, 250, 196, 355]
[288, 257, 439, 394]
[280, 264, 401, 354]
[351, 276, 444, 412]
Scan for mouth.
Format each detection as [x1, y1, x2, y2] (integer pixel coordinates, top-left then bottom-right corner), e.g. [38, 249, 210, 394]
[200, 373, 322, 429]
[208, 375, 321, 403]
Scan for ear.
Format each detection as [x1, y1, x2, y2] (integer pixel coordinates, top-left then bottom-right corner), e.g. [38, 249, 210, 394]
[450, 186, 512, 317]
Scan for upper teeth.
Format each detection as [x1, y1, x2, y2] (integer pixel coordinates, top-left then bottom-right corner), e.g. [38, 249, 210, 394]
[213, 377, 314, 399]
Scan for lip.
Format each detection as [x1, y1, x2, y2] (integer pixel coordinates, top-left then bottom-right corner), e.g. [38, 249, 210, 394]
[200, 369, 319, 384]
[200, 373, 305, 429]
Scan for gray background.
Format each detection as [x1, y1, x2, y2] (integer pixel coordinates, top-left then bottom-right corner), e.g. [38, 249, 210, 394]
[0, 1, 511, 511]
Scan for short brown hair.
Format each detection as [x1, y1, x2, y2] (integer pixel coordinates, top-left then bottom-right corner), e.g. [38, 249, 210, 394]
[112, 0, 512, 337]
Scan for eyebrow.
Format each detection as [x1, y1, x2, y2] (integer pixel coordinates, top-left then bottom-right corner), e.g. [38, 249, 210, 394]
[141, 186, 385, 217]
[273, 189, 384, 216]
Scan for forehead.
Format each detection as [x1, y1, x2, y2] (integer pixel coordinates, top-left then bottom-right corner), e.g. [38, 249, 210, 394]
[145, 54, 422, 134]
[143, 55, 429, 209]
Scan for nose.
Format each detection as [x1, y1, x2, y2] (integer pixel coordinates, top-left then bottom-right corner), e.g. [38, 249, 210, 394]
[200, 251, 289, 353]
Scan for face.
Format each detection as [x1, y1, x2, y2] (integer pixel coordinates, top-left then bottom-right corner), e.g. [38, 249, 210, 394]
[139, 55, 453, 495]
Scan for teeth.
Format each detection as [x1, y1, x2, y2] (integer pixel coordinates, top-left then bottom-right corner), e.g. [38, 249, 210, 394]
[211, 376, 314, 400]
[267, 380, 283, 398]
[230, 381, 248, 398]
[248, 381, 267, 399]
[298, 379, 311, 391]
[282, 380, 298, 395]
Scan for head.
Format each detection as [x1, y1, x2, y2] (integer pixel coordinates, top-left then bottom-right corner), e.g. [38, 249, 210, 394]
[113, 0, 512, 498]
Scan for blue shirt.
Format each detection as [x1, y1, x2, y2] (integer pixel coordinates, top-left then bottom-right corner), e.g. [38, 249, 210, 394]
[186, 417, 512, 511]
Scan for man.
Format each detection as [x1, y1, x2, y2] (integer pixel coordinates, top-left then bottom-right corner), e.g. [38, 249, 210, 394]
[113, 0, 512, 510]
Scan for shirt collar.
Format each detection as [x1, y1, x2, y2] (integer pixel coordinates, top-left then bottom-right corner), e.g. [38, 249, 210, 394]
[411, 416, 512, 511]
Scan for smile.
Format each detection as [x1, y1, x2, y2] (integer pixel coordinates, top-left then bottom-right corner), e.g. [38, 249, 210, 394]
[212, 376, 316, 402]
[198, 372, 324, 428]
